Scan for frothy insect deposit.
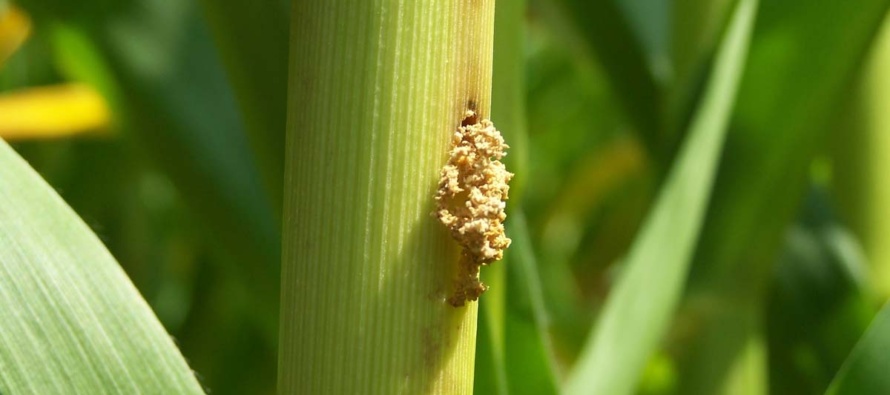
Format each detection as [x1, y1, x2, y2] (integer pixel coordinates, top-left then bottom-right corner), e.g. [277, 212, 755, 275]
[435, 110, 512, 307]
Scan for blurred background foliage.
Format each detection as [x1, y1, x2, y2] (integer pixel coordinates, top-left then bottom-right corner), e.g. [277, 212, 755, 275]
[2, 0, 890, 393]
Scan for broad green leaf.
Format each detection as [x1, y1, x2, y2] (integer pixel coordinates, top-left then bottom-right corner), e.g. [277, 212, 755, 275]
[0, 138, 203, 394]
[563, 0, 757, 393]
[827, 301, 890, 395]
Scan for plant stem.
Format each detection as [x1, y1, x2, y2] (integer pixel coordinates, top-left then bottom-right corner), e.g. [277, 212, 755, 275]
[279, 1, 496, 393]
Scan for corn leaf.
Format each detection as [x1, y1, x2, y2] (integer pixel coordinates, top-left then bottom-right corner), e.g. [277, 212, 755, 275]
[0, 139, 203, 394]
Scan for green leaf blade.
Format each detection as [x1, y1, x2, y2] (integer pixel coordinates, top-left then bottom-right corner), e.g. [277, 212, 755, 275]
[828, 302, 890, 395]
[0, 139, 203, 394]
[562, 0, 758, 393]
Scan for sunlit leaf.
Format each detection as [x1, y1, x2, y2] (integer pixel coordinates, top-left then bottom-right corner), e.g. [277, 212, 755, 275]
[0, 138, 203, 394]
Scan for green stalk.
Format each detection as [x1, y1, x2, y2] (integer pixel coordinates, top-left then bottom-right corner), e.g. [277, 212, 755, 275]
[279, 1, 496, 393]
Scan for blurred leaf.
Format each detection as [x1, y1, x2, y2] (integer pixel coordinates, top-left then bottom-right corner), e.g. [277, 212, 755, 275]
[767, 189, 875, 395]
[475, 297, 509, 395]
[0, 83, 110, 140]
[504, 212, 560, 395]
[616, 0, 671, 82]
[547, 0, 662, 157]
[827, 301, 890, 395]
[563, 0, 757, 393]
[830, 13, 890, 298]
[0, 5, 29, 66]
[10, 1, 281, 392]
[19, 0, 281, 332]
[691, 0, 890, 285]
[539, 136, 649, 273]
[197, 0, 288, 210]
[534, 136, 653, 364]
[0, 26, 58, 91]
[492, 0, 528, 199]
[0, 138, 203, 394]
[476, 0, 538, 392]
[678, 0, 890, 392]
[669, 0, 736, 139]
[523, 9, 634, 359]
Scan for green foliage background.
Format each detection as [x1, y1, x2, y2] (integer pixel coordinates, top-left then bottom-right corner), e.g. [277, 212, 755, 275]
[2, 0, 890, 393]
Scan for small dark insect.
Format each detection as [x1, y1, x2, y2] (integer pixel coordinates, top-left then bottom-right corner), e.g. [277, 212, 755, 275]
[461, 101, 479, 126]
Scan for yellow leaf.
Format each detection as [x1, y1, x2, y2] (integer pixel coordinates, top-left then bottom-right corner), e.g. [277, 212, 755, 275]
[0, 6, 30, 67]
[0, 84, 112, 140]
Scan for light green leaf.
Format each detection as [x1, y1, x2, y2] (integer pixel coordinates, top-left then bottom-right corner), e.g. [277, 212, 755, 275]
[0, 139, 203, 394]
[563, 0, 758, 393]
[827, 301, 890, 395]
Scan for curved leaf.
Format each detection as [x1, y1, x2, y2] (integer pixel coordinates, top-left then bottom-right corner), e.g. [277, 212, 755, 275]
[0, 139, 203, 394]
[827, 302, 890, 395]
